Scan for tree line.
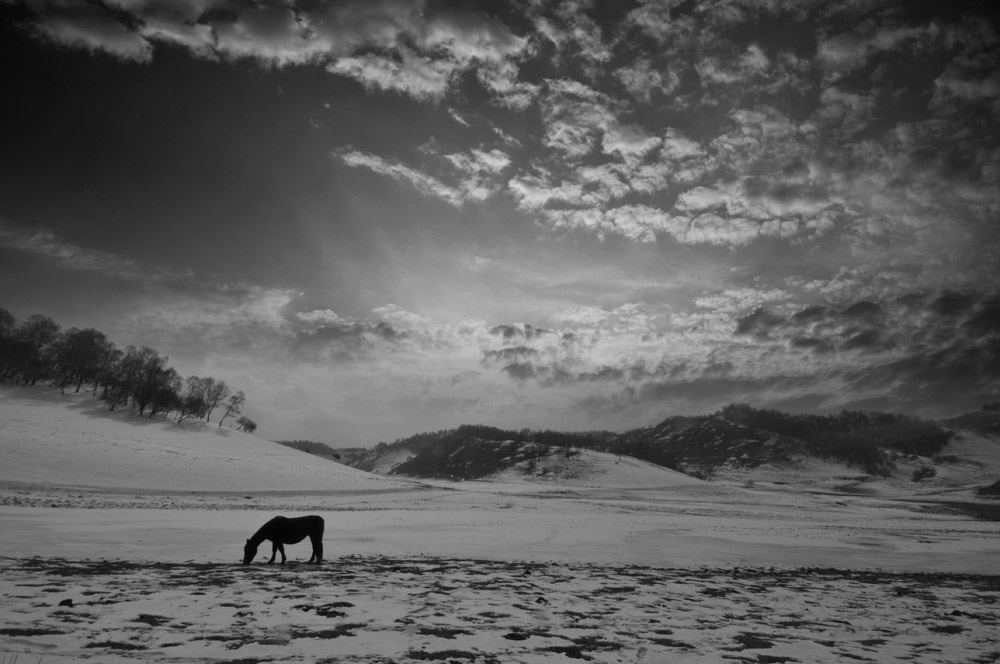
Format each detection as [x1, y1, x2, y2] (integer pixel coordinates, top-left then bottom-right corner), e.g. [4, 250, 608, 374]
[0, 308, 257, 433]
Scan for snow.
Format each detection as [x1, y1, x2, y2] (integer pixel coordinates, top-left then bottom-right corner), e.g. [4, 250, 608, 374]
[0, 385, 415, 492]
[2, 384, 999, 663]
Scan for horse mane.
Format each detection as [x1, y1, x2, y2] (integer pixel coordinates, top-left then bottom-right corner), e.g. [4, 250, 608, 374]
[247, 519, 273, 547]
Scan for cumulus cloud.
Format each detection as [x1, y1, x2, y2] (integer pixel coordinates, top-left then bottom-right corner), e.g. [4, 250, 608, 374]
[328, 47, 457, 101]
[445, 149, 511, 201]
[33, 3, 153, 62]
[539, 79, 621, 157]
[372, 303, 430, 329]
[614, 57, 679, 103]
[296, 309, 348, 326]
[602, 122, 662, 162]
[541, 205, 678, 243]
[818, 22, 935, 81]
[16, 0, 534, 105]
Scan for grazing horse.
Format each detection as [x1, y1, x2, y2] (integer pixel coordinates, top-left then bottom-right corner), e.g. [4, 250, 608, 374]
[243, 515, 324, 565]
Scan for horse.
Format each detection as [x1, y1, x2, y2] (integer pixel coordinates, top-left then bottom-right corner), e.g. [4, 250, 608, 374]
[243, 515, 324, 565]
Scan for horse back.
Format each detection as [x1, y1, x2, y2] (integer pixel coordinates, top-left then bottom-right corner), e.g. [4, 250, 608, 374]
[266, 515, 324, 543]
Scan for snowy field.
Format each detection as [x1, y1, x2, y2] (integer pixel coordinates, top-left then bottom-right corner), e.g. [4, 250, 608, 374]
[2, 385, 999, 663]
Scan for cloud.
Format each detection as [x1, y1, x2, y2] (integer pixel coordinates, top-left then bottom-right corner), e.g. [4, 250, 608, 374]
[614, 57, 679, 103]
[33, 3, 153, 62]
[445, 149, 512, 201]
[210, 4, 326, 65]
[540, 205, 676, 243]
[533, 2, 612, 75]
[507, 174, 585, 211]
[550, 302, 658, 335]
[818, 22, 936, 81]
[420, 9, 529, 64]
[448, 108, 471, 127]
[296, 309, 348, 326]
[602, 122, 662, 162]
[539, 79, 621, 157]
[333, 148, 463, 206]
[327, 47, 457, 101]
[0, 221, 186, 281]
[372, 303, 430, 329]
[17, 0, 535, 106]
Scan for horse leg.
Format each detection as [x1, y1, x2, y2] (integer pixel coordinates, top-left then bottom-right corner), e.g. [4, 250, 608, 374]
[278, 543, 286, 564]
[312, 536, 323, 563]
[267, 542, 277, 564]
[307, 535, 321, 563]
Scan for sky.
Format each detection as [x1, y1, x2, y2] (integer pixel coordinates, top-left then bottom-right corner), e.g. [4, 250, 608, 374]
[1, 0, 998, 445]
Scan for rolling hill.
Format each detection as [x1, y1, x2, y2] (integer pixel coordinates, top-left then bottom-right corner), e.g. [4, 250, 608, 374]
[0, 384, 415, 492]
[349, 405, 1000, 500]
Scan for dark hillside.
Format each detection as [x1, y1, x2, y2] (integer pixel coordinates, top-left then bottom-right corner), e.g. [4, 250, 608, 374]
[612, 405, 951, 477]
[339, 405, 953, 482]
[946, 410, 1000, 435]
[275, 439, 344, 461]
[610, 416, 804, 479]
[391, 438, 560, 480]
[351, 425, 613, 479]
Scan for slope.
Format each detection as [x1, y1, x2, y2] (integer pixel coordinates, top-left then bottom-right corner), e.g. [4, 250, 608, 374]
[0, 385, 416, 492]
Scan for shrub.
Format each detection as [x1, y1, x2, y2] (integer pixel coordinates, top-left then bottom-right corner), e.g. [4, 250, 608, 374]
[912, 465, 936, 482]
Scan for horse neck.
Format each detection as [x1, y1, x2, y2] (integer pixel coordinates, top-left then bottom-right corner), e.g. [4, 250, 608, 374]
[248, 524, 270, 546]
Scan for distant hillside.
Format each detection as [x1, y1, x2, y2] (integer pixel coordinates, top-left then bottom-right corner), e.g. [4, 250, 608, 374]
[353, 425, 616, 480]
[350, 405, 956, 482]
[274, 439, 371, 465]
[612, 404, 953, 478]
[945, 409, 1000, 435]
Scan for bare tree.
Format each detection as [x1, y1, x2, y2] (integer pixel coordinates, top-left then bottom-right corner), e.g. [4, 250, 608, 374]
[54, 328, 115, 393]
[203, 379, 230, 423]
[147, 368, 182, 419]
[218, 390, 246, 427]
[0, 308, 18, 382]
[13, 314, 60, 385]
[177, 376, 211, 422]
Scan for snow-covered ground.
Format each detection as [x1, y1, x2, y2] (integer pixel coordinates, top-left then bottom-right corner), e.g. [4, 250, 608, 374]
[2, 384, 999, 663]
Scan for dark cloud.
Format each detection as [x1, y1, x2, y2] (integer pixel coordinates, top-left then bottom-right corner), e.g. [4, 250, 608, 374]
[842, 337, 1000, 417]
[482, 346, 539, 364]
[790, 336, 833, 354]
[792, 305, 829, 323]
[502, 361, 536, 381]
[842, 329, 884, 351]
[931, 290, 976, 317]
[489, 323, 549, 340]
[840, 300, 883, 322]
[964, 297, 1000, 338]
[734, 307, 785, 338]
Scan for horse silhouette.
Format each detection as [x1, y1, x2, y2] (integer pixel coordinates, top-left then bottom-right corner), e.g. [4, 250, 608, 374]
[243, 515, 324, 565]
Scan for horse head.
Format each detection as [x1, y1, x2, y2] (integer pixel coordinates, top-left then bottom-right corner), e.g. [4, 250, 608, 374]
[243, 538, 258, 565]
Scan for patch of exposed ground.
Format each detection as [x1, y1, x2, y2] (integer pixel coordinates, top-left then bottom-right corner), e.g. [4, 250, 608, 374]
[1, 556, 998, 663]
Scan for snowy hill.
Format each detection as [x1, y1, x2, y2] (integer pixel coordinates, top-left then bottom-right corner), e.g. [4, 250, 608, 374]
[485, 446, 707, 489]
[0, 385, 416, 492]
[358, 436, 705, 489]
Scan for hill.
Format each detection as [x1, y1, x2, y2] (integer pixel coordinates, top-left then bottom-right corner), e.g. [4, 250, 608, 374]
[351, 404, 1000, 499]
[946, 409, 1000, 435]
[0, 384, 415, 492]
[610, 404, 953, 478]
[357, 429, 702, 488]
[354, 425, 616, 479]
